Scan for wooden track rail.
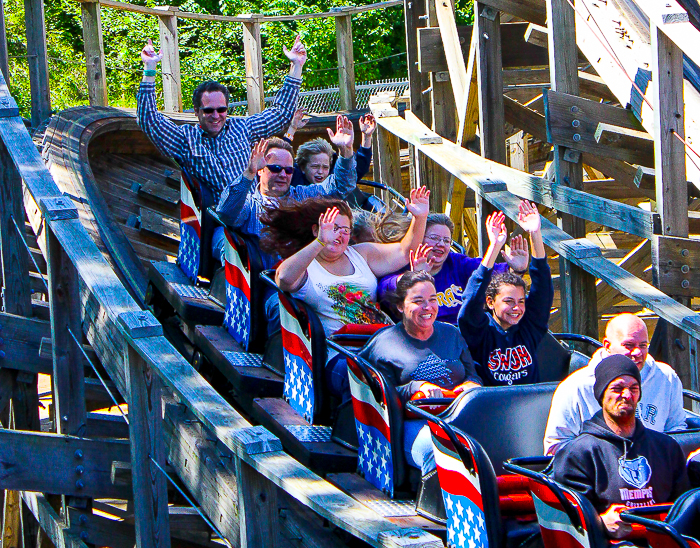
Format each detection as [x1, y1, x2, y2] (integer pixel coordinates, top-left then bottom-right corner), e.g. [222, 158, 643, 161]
[0, 70, 442, 547]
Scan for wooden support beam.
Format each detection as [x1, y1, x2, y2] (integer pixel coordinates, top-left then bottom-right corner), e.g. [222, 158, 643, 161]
[126, 344, 171, 548]
[334, 10, 356, 111]
[435, 0, 467, 107]
[524, 23, 548, 48]
[22, 492, 89, 548]
[650, 23, 694, 388]
[652, 236, 700, 297]
[417, 23, 550, 73]
[457, 31, 479, 144]
[547, 0, 597, 339]
[478, 0, 546, 24]
[23, 0, 51, 126]
[508, 131, 528, 171]
[241, 15, 264, 115]
[0, 429, 131, 498]
[156, 7, 182, 113]
[594, 123, 655, 167]
[46, 211, 85, 437]
[0, 312, 51, 374]
[80, 0, 108, 107]
[596, 239, 650, 314]
[0, 0, 8, 84]
[475, 1, 505, 254]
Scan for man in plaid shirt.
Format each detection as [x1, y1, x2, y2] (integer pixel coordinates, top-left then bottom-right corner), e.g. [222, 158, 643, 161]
[136, 35, 307, 221]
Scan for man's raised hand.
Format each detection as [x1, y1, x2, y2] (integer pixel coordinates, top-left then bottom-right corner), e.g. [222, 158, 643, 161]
[243, 139, 268, 180]
[141, 38, 163, 68]
[327, 115, 354, 157]
[283, 35, 308, 67]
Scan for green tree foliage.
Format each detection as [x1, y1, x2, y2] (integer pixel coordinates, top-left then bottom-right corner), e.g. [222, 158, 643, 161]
[6, 0, 473, 118]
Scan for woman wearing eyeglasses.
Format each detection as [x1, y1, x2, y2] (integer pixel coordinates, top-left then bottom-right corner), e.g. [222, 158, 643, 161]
[261, 188, 430, 398]
[377, 214, 529, 325]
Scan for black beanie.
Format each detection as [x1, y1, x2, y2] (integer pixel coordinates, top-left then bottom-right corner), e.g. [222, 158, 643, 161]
[593, 354, 642, 404]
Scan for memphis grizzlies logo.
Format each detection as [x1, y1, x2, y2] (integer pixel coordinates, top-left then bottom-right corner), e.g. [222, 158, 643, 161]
[618, 456, 652, 489]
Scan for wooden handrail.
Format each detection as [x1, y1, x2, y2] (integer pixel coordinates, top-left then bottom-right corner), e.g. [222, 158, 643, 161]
[95, 0, 402, 23]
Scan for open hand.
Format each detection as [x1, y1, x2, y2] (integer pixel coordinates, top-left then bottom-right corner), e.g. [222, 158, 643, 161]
[283, 35, 307, 67]
[418, 382, 443, 399]
[517, 200, 541, 233]
[485, 211, 508, 248]
[359, 114, 376, 136]
[601, 505, 633, 539]
[406, 186, 430, 218]
[244, 139, 268, 179]
[502, 234, 529, 273]
[409, 243, 434, 272]
[327, 115, 354, 156]
[291, 108, 309, 131]
[141, 38, 163, 68]
[317, 207, 339, 246]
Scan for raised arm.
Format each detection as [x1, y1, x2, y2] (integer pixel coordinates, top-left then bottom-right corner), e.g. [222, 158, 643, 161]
[137, 38, 187, 159]
[354, 187, 430, 278]
[275, 207, 338, 292]
[283, 108, 309, 143]
[481, 211, 508, 268]
[247, 36, 306, 141]
[517, 201, 545, 259]
[518, 201, 552, 329]
[216, 138, 267, 226]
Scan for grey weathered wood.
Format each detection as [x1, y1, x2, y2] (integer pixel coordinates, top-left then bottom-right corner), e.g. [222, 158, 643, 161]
[80, 0, 108, 107]
[376, 125, 402, 193]
[0, 0, 9, 84]
[23, 0, 51, 126]
[560, 238, 602, 259]
[525, 23, 548, 48]
[126, 345, 171, 548]
[237, 459, 279, 548]
[66, 507, 135, 548]
[117, 310, 163, 339]
[508, 131, 528, 172]
[0, 429, 131, 498]
[22, 492, 89, 548]
[156, 7, 183, 113]
[377, 529, 443, 548]
[334, 11, 356, 111]
[0, 312, 51, 374]
[241, 15, 264, 115]
[474, 1, 504, 254]
[547, 0, 597, 339]
[594, 123, 655, 167]
[652, 236, 700, 296]
[477, 0, 546, 24]
[40, 196, 79, 221]
[47, 225, 85, 437]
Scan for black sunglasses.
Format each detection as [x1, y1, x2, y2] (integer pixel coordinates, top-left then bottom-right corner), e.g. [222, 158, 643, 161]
[200, 106, 228, 114]
[266, 164, 294, 175]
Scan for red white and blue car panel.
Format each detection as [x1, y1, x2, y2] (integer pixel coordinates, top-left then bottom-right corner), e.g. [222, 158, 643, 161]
[178, 175, 202, 282]
[529, 482, 591, 548]
[223, 230, 252, 350]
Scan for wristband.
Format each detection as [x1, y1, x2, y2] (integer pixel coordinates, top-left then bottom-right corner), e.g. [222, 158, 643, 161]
[315, 238, 326, 247]
[143, 69, 156, 77]
[284, 132, 294, 141]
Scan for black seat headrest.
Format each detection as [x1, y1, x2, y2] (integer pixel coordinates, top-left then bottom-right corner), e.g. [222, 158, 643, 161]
[666, 488, 700, 540]
[536, 333, 571, 382]
[443, 383, 558, 475]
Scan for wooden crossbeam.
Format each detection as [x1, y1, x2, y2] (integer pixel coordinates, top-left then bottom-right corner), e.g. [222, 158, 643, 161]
[373, 111, 700, 338]
[0, 429, 131, 498]
[652, 235, 700, 296]
[434, 0, 467, 106]
[22, 492, 89, 548]
[478, 0, 546, 24]
[594, 123, 655, 166]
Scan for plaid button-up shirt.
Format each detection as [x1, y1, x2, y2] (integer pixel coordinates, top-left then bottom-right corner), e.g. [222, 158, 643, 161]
[136, 77, 302, 202]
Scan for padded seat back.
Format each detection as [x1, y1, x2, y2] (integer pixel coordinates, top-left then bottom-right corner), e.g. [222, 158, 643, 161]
[443, 383, 557, 475]
[178, 171, 215, 282]
[666, 488, 700, 542]
[344, 353, 406, 496]
[222, 228, 264, 352]
[528, 476, 608, 548]
[278, 292, 328, 424]
[536, 332, 572, 382]
[428, 421, 503, 548]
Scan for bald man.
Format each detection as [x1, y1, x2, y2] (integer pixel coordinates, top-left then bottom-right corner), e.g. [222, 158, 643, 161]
[543, 313, 686, 455]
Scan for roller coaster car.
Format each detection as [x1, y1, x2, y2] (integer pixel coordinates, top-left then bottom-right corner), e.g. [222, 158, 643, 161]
[192, 227, 283, 401]
[146, 171, 224, 328]
[249, 271, 369, 472]
[621, 488, 700, 548]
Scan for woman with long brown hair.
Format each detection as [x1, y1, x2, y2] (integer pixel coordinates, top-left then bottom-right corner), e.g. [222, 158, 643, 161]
[261, 187, 430, 399]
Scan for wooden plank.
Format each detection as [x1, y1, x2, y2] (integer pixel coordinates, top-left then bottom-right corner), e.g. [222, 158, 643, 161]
[475, 1, 505, 254]
[417, 23, 550, 73]
[524, 23, 548, 48]
[596, 239, 650, 314]
[376, 125, 402, 194]
[0, 429, 131, 498]
[334, 11, 356, 111]
[156, 8, 183, 113]
[22, 492, 89, 548]
[241, 15, 264, 115]
[478, 0, 546, 24]
[163, 403, 241, 546]
[23, 0, 51, 125]
[547, 0, 597, 339]
[47, 225, 86, 437]
[0, 312, 52, 375]
[0, 0, 9, 85]
[508, 131, 528, 171]
[126, 345, 171, 548]
[652, 236, 700, 297]
[593, 123, 655, 166]
[435, 0, 467, 107]
[237, 459, 279, 548]
[139, 207, 179, 243]
[80, 1, 108, 107]
[457, 31, 479, 144]
[66, 507, 135, 548]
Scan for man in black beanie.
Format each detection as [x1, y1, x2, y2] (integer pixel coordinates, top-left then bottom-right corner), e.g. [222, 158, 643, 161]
[551, 355, 689, 539]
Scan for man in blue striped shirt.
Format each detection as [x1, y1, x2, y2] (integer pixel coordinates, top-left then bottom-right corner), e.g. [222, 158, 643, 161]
[136, 35, 307, 209]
